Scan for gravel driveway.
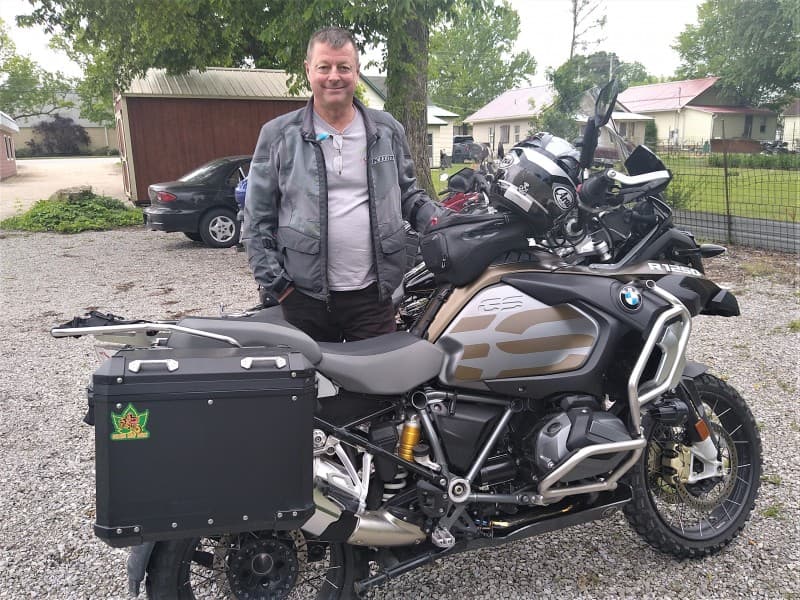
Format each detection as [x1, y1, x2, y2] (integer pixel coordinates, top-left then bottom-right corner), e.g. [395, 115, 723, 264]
[0, 228, 798, 599]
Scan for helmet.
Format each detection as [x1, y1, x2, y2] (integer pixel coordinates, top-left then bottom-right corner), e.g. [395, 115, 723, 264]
[491, 133, 579, 232]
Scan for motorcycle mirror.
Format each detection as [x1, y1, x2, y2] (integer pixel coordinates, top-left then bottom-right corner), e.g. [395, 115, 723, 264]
[594, 79, 618, 127]
[579, 119, 597, 169]
[579, 80, 619, 169]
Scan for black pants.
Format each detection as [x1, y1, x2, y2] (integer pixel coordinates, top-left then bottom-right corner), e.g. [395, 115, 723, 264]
[280, 283, 396, 342]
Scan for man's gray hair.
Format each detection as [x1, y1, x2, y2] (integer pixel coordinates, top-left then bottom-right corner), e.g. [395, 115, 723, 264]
[306, 27, 359, 65]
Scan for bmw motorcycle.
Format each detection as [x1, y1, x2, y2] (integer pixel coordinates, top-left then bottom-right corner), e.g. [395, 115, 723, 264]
[52, 81, 761, 599]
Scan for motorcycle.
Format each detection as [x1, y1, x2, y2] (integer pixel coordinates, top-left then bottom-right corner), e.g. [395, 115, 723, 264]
[52, 81, 762, 599]
[399, 90, 727, 328]
[760, 140, 789, 155]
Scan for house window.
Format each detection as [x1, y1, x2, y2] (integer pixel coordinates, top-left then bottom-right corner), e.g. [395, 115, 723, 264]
[4, 135, 12, 159]
[499, 125, 510, 144]
[759, 116, 767, 134]
[743, 115, 753, 138]
[618, 122, 628, 137]
[514, 125, 520, 143]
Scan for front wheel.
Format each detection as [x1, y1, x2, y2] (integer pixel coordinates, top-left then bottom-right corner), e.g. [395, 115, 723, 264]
[145, 530, 359, 599]
[199, 208, 239, 248]
[623, 373, 762, 558]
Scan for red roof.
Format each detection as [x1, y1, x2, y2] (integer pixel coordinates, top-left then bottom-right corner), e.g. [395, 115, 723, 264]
[466, 85, 554, 123]
[618, 77, 719, 112]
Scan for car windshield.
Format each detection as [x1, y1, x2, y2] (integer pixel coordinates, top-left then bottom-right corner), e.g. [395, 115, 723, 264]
[178, 158, 232, 183]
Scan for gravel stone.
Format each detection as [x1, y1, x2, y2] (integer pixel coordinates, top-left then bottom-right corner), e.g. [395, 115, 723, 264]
[0, 228, 797, 599]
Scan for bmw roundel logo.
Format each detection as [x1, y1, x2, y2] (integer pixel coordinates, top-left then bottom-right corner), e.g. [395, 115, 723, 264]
[620, 285, 643, 310]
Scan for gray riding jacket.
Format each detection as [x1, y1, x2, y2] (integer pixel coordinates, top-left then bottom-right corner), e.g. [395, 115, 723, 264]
[242, 98, 441, 303]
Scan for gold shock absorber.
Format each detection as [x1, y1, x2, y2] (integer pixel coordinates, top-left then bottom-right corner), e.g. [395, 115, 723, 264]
[398, 415, 421, 461]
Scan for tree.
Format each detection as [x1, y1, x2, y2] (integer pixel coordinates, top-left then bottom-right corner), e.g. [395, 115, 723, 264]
[569, 0, 606, 59]
[0, 18, 75, 120]
[27, 114, 90, 155]
[531, 51, 655, 139]
[427, 1, 536, 122]
[19, 0, 489, 195]
[674, 0, 800, 106]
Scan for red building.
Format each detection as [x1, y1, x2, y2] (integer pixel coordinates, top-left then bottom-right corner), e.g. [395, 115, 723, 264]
[0, 111, 19, 180]
[117, 68, 309, 204]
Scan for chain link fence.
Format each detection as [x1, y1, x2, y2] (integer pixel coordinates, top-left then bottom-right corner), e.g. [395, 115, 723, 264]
[653, 142, 799, 253]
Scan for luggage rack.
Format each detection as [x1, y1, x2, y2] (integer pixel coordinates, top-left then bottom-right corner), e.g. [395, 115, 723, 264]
[51, 322, 242, 348]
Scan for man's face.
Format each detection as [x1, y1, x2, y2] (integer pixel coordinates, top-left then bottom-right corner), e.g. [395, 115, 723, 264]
[305, 41, 359, 114]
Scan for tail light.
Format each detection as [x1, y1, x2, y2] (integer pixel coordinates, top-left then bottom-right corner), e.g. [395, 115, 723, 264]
[156, 191, 177, 202]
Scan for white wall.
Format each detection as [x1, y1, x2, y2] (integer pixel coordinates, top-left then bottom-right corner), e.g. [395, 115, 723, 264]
[470, 118, 531, 151]
[783, 116, 800, 150]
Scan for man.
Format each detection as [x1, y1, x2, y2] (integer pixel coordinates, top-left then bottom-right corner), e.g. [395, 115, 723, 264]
[242, 27, 442, 342]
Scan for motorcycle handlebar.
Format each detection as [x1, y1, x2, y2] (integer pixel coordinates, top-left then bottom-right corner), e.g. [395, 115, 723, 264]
[580, 169, 672, 208]
[579, 172, 613, 207]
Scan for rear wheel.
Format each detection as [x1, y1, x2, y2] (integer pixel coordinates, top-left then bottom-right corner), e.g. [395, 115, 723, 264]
[145, 530, 358, 599]
[623, 374, 761, 557]
[199, 208, 239, 248]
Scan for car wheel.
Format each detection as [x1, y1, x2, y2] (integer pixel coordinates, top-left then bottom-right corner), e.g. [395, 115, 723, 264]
[199, 208, 239, 248]
[183, 232, 203, 242]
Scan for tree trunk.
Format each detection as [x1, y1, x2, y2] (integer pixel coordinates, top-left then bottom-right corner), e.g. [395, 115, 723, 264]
[384, 15, 436, 198]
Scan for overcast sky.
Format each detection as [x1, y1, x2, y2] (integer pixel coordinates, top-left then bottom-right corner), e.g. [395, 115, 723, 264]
[507, 0, 704, 83]
[1, 0, 703, 83]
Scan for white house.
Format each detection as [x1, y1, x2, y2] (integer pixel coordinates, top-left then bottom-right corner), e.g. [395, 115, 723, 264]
[465, 85, 554, 152]
[781, 98, 800, 151]
[618, 77, 778, 150]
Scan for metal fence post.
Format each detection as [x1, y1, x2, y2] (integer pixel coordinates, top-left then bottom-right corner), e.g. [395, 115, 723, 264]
[720, 120, 733, 244]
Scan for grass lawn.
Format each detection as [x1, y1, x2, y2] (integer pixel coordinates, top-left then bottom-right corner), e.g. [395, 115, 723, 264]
[663, 157, 799, 222]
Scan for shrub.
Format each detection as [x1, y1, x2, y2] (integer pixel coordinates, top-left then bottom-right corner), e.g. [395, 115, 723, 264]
[0, 193, 142, 233]
[662, 175, 701, 210]
[707, 152, 800, 170]
[27, 114, 91, 156]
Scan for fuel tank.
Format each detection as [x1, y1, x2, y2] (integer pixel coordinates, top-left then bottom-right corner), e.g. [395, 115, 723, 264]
[428, 262, 669, 399]
[437, 282, 599, 383]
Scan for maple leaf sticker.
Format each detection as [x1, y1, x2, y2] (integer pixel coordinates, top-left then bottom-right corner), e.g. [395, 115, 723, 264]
[110, 404, 150, 441]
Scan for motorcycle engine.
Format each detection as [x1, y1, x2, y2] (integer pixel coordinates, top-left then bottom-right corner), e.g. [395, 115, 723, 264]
[521, 399, 631, 483]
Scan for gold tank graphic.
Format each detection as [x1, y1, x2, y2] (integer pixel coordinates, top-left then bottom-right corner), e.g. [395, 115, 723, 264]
[436, 283, 598, 386]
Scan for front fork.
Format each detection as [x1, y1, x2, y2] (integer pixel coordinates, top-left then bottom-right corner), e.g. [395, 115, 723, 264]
[649, 368, 723, 485]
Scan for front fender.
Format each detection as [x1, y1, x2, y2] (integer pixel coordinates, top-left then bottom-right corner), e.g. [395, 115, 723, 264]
[682, 360, 708, 379]
[127, 542, 156, 597]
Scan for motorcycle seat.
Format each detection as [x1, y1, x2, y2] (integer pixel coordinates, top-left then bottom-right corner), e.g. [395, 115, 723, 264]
[170, 309, 445, 395]
[318, 333, 444, 395]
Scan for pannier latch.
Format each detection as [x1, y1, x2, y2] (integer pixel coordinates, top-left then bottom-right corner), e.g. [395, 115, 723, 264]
[128, 359, 180, 373]
[240, 356, 287, 370]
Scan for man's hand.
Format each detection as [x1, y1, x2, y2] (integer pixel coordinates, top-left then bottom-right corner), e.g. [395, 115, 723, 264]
[259, 285, 295, 308]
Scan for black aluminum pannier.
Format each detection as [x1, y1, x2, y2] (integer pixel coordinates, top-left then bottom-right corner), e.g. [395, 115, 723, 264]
[420, 212, 530, 286]
[90, 346, 315, 547]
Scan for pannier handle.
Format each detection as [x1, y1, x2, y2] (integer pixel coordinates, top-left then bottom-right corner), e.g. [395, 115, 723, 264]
[240, 356, 287, 370]
[128, 359, 180, 373]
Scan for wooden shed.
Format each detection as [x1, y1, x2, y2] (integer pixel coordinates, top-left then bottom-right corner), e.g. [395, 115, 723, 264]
[117, 68, 309, 204]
